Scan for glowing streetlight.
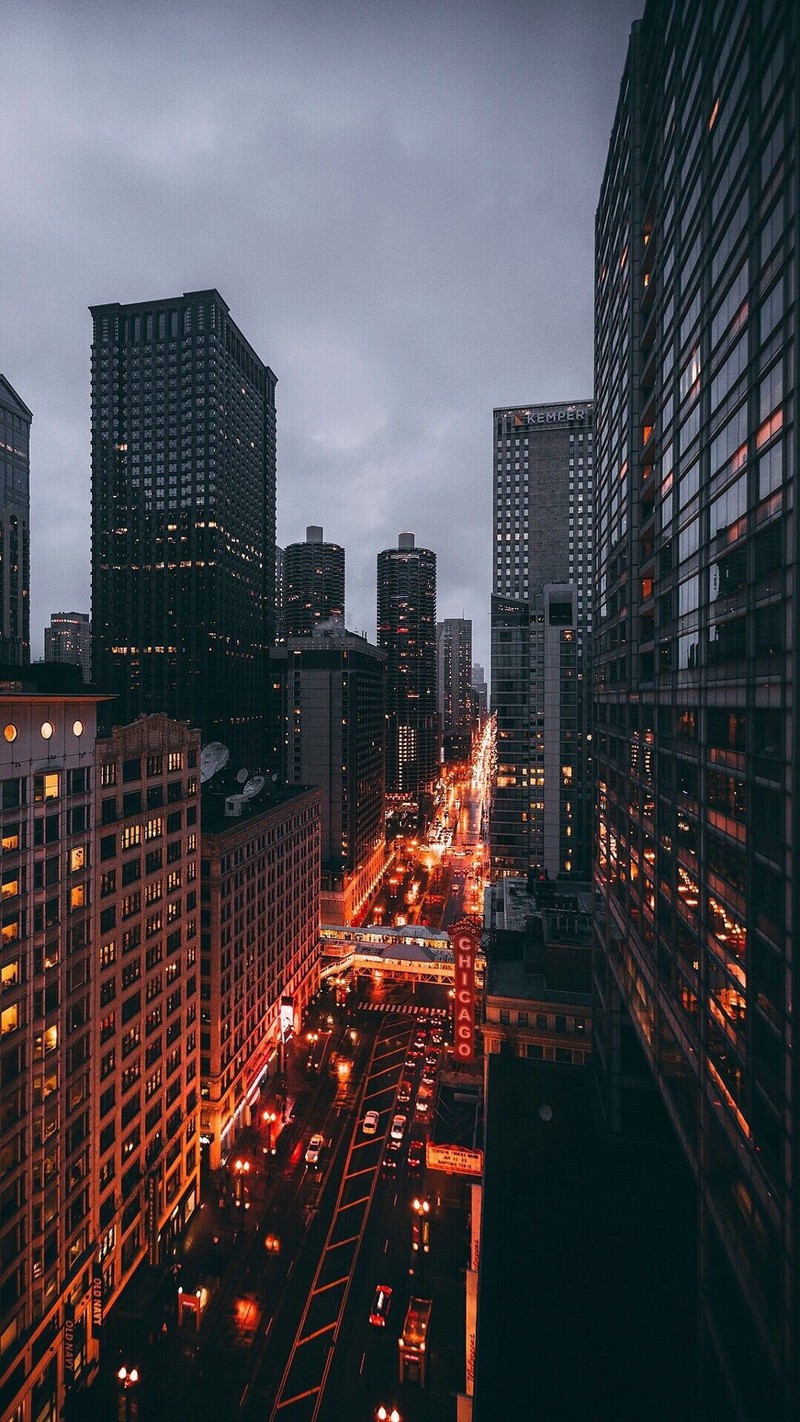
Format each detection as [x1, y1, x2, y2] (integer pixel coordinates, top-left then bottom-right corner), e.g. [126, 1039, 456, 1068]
[262, 1109, 277, 1154]
[233, 1157, 250, 1208]
[117, 1366, 140, 1422]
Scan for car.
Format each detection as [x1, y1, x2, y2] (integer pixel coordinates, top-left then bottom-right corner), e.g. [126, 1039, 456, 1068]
[383, 1138, 402, 1170]
[369, 1284, 393, 1326]
[407, 1139, 424, 1171]
[397, 1081, 412, 1105]
[425, 1051, 438, 1068]
[413, 1034, 427, 1051]
[362, 1109, 380, 1136]
[305, 1133, 324, 1167]
[415, 1097, 431, 1120]
[421, 1070, 435, 1088]
[430, 1030, 443, 1047]
[404, 1054, 419, 1071]
[390, 1114, 406, 1142]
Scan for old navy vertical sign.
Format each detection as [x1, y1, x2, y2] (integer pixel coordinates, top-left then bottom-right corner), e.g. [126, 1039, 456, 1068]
[453, 920, 479, 1062]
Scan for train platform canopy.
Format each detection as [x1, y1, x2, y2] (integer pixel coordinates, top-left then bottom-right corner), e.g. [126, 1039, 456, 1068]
[320, 924, 486, 982]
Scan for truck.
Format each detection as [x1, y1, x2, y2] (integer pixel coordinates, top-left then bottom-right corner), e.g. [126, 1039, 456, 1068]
[398, 1296, 432, 1385]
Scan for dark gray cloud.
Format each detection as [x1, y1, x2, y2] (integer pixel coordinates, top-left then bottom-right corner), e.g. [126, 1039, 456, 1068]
[1, 0, 640, 672]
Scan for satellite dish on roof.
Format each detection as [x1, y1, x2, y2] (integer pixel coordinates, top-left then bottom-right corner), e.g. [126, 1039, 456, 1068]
[236, 768, 249, 784]
[242, 776, 265, 799]
[200, 742, 230, 783]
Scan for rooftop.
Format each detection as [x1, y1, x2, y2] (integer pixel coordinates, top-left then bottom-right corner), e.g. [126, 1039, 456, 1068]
[200, 780, 319, 836]
[474, 1054, 697, 1422]
[486, 955, 591, 1006]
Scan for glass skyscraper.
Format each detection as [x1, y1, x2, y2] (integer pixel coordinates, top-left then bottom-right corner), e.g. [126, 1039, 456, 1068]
[377, 532, 437, 799]
[90, 290, 277, 769]
[593, 3, 798, 1415]
[0, 375, 31, 667]
[491, 402, 594, 879]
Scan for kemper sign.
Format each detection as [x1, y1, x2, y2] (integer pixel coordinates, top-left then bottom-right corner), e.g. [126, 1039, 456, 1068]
[511, 406, 588, 425]
[452, 919, 479, 1062]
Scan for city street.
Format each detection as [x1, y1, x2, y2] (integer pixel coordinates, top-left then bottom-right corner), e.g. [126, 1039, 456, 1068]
[71, 736, 492, 1422]
[76, 987, 470, 1422]
[362, 722, 493, 934]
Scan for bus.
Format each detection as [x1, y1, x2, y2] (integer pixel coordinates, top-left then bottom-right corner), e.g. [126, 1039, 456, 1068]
[398, 1296, 432, 1385]
[305, 1028, 332, 1078]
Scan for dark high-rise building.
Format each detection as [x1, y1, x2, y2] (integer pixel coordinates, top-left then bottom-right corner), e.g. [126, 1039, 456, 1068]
[275, 544, 285, 641]
[90, 290, 277, 768]
[44, 610, 91, 682]
[471, 662, 488, 719]
[594, 5, 798, 1417]
[274, 623, 386, 922]
[437, 617, 473, 735]
[377, 532, 437, 798]
[0, 375, 31, 666]
[283, 525, 345, 638]
[491, 402, 593, 879]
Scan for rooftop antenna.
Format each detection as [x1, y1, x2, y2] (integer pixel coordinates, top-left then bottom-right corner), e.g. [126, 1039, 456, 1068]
[242, 775, 266, 800]
[236, 768, 249, 785]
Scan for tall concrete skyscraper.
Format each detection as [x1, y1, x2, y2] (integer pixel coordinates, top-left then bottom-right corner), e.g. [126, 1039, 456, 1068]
[437, 617, 473, 737]
[377, 532, 437, 799]
[44, 611, 91, 682]
[594, 5, 798, 1417]
[90, 290, 277, 767]
[0, 375, 31, 666]
[491, 402, 593, 879]
[283, 525, 345, 638]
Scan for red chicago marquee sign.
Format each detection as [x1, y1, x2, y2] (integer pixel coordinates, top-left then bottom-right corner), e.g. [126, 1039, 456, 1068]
[452, 919, 480, 1063]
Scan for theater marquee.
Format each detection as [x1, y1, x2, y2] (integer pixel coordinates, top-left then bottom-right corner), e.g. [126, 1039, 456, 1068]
[452, 918, 480, 1063]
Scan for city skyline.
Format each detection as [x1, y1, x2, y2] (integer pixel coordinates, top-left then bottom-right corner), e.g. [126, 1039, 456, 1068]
[1, 0, 641, 674]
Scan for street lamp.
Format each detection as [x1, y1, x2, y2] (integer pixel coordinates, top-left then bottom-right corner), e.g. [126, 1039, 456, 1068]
[262, 1109, 277, 1155]
[116, 1366, 139, 1422]
[233, 1157, 250, 1209]
[411, 1196, 430, 1256]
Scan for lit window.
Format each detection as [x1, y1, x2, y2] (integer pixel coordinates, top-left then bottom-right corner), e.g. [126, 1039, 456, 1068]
[73, 720, 84, 737]
[41, 721, 54, 740]
[3, 725, 17, 743]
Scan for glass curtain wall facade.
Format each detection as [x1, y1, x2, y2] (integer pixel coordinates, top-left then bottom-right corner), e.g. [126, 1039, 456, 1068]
[593, 4, 798, 1417]
[90, 291, 277, 770]
[491, 403, 594, 879]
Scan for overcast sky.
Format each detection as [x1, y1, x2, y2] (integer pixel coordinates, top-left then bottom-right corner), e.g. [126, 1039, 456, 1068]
[2, 0, 641, 673]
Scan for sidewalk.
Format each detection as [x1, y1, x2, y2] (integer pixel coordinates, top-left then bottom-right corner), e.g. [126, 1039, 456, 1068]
[68, 1026, 322, 1420]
